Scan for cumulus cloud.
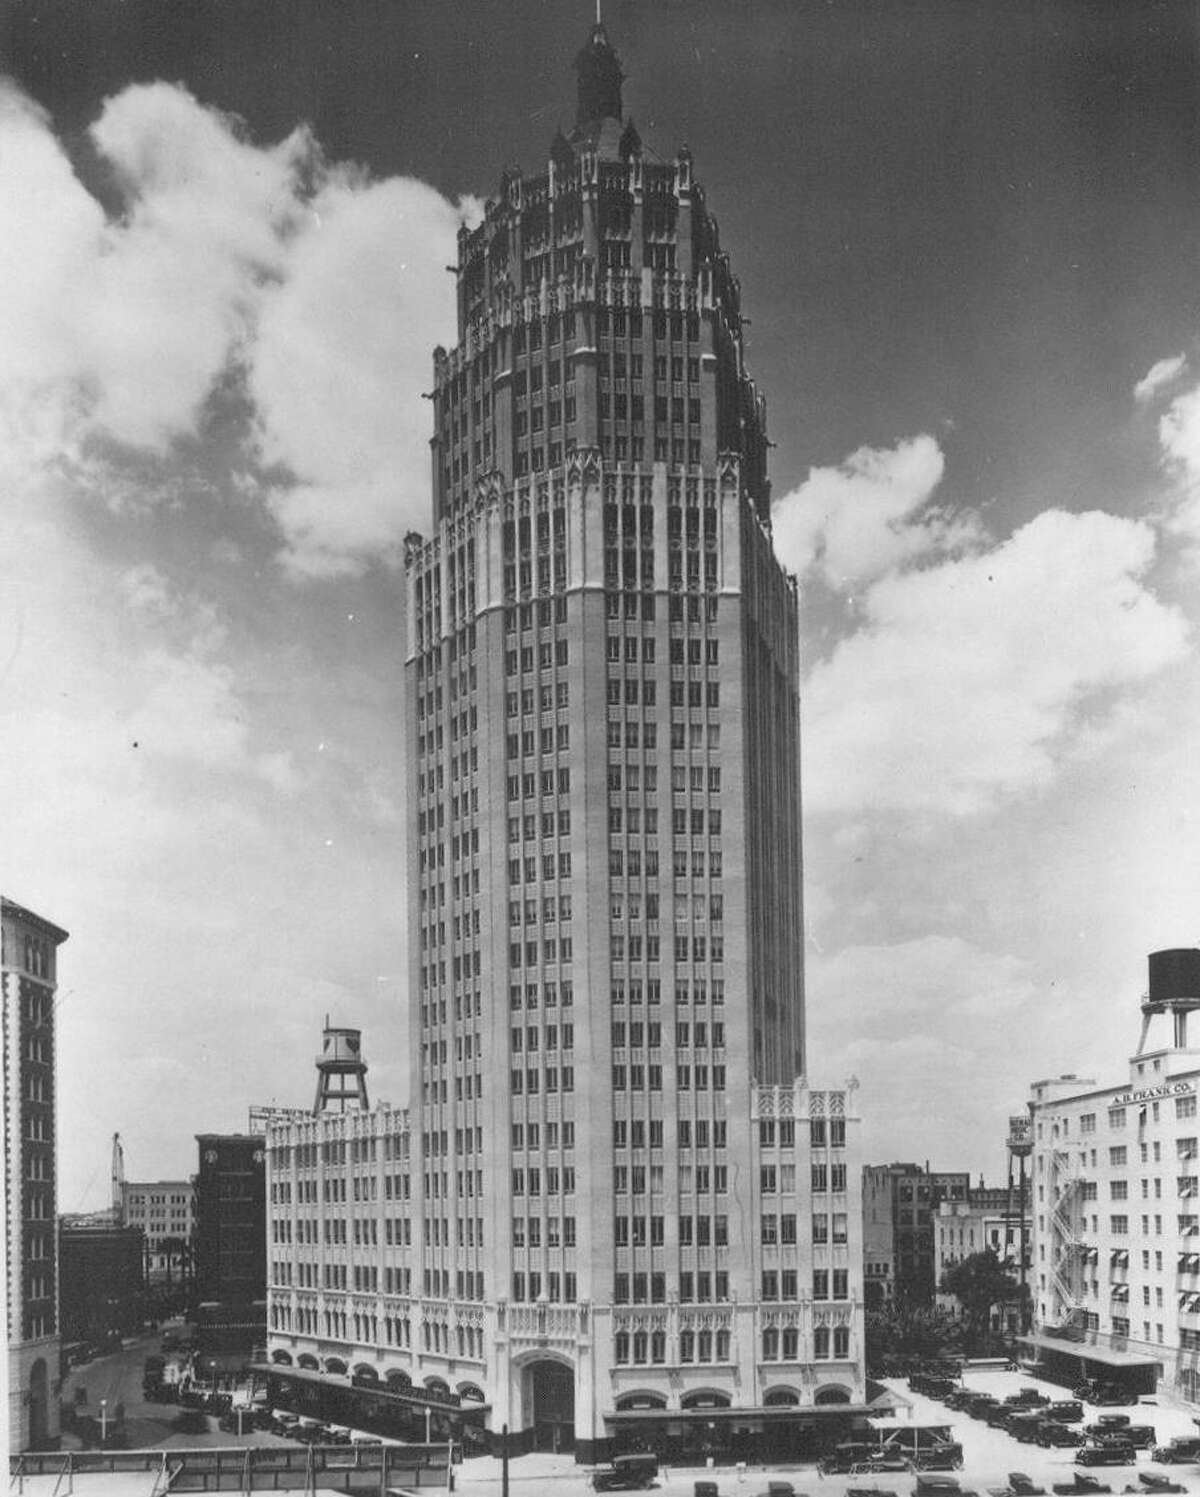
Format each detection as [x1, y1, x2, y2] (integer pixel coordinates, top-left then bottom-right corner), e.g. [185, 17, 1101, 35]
[803, 507, 1188, 816]
[1135, 353, 1187, 405]
[0, 76, 467, 574]
[805, 935, 1061, 1165]
[771, 434, 982, 588]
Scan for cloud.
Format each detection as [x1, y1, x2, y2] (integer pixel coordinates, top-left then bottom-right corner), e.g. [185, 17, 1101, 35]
[803, 507, 1188, 817]
[771, 434, 982, 588]
[0, 77, 467, 575]
[1135, 354, 1187, 405]
[806, 935, 1057, 1168]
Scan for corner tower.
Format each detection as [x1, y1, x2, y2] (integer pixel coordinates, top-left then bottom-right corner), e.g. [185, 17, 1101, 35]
[402, 21, 834, 1458]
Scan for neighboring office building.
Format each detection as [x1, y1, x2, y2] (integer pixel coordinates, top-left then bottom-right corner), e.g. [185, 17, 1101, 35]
[934, 1179, 1031, 1335]
[265, 1040, 865, 1461]
[3, 897, 68, 1450]
[58, 1218, 145, 1343]
[862, 1163, 970, 1306]
[122, 1178, 197, 1285]
[194, 1133, 266, 1369]
[264, 20, 867, 1460]
[1024, 948, 1200, 1403]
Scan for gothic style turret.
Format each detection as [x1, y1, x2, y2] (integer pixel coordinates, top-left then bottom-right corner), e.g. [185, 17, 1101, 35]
[574, 22, 623, 124]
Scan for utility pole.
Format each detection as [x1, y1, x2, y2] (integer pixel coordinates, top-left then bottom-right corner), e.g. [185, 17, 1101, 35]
[501, 1424, 509, 1497]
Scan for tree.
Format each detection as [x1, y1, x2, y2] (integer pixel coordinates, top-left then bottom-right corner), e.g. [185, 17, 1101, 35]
[940, 1248, 1021, 1351]
[865, 1302, 961, 1373]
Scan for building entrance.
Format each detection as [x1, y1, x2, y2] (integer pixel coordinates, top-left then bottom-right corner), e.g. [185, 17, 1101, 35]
[529, 1361, 574, 1452]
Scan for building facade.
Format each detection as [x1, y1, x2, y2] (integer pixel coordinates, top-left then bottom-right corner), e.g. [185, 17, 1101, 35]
[3, 897, 68, 1451]
[195, 1133, 266, 1365]
[264, 22, 865, 1461]
[1025, 949, 1200, 1403]
[934, 1182, 1030, 1334]
[122, 1179, 197, 1285]
[862, 1163, 970, 1307]
[57, 1219, 145, 1343]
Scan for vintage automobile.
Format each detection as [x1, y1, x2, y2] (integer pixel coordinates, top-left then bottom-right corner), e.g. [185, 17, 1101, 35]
[1127, 1474, 1187, 1495]
[1048, 1402, 1086, 1424]
[988, 1473, 1047, 1497]
[1052, 1477, 1113, 1496]
[1038, 1422, 1085, 1449]
[1077, 1444, 1137, 1467]
[1150, 1437, 1200, 1464]
[591, 1454, 660, 1492]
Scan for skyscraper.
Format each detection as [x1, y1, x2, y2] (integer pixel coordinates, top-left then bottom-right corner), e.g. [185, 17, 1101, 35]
[265, 23, 864, 1462]
[2, 897, 68, 1451]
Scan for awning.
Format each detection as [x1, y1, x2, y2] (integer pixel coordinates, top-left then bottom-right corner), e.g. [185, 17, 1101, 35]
[1015, 1333, 1161, 1369]
[251, 1363, 489, 1414]
[605, 1403, 878, 1424]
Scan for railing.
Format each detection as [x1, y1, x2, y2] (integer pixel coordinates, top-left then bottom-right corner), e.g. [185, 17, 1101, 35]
[9, 1445, 451, 1495]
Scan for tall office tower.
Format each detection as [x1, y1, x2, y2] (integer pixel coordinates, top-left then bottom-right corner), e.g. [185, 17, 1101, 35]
[402, 22, 826, 1457]
[265, 22, 863, 1463]
[2, 897, 68, 1450]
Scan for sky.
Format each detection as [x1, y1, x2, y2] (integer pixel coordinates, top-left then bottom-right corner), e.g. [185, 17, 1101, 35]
[4, 0, 1200, 1210]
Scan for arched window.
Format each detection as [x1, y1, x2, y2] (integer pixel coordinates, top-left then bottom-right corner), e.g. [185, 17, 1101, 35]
[679, 1330, 695, 1363]
[615, 1331, 630, 1364]
[782, 1327, 798, 1360]
[697, 1329, 712, 1362]
[813, 1326, 830, 1359]
[833, 1325, 850, 1359]
[632, 1330, 648, 1363]
[715, 1328, 730, 1361]
[762, 1327, 779, 1360]
[651, 1330, 666, 1364]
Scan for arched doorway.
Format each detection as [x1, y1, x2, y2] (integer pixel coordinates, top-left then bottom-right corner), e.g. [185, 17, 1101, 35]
[527, 1360, 574, 1452]
[28, 1359, 49, 1450]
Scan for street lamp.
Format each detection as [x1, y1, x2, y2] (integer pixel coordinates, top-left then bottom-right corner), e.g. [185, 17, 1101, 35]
[100, 1399, 108, 1444]
[424, 1406, 432, 1445]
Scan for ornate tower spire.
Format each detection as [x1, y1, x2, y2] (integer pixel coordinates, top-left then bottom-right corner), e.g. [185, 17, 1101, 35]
[574, 21, 623, 125]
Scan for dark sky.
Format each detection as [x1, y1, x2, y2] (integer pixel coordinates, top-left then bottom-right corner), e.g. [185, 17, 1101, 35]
[8, 0, 1200, 516]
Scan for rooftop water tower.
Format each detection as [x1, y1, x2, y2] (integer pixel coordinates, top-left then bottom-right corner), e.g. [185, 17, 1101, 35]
[313, 1022, 370, 1113]
[1142, 948, 1200, 1050]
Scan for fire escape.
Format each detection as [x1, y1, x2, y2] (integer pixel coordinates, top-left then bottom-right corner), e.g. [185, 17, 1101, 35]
[1046, 1143, 1089, 1332]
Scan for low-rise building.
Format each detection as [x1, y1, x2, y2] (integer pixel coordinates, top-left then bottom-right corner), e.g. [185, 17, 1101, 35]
[122, 1179, 197, 1285]
[862, 1163, 970, 1306]
[934, 1180, 1031, 1334]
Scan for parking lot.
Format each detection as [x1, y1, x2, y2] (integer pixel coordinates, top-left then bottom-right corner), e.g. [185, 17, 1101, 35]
[451, 1368, 1200, 1497]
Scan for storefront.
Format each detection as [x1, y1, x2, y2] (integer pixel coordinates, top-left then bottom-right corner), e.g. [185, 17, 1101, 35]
[604, 1399, 880, 1466]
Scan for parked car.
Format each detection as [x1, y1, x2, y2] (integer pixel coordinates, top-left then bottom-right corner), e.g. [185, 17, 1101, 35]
[913, 1476, 979, 1497]
[1078, 1444, 1137, 1468]
[1151, 1438, 1200, 1465]
[1053, 1478, 1113, 1496]
[1131, 1475, 1187, 1494]
[820, 1444, 874, 1476]
[1007, 1390, 1052, 1408]
[1087, 1417, 1132, 1437]
[966, 1395, 999, 1418]
[1049, 1402, 1085, 1424]
[592, 1454, 660, 1491]
[1010, 1415, 1047, 1444]
[945, 1390, 975, 1411]
[1038, 1423, 1085, 1449]
[1008, 1477, 1047, 1497]
[1122, 1428, 1157, 1451]
[912, 1447, 964, 1472]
